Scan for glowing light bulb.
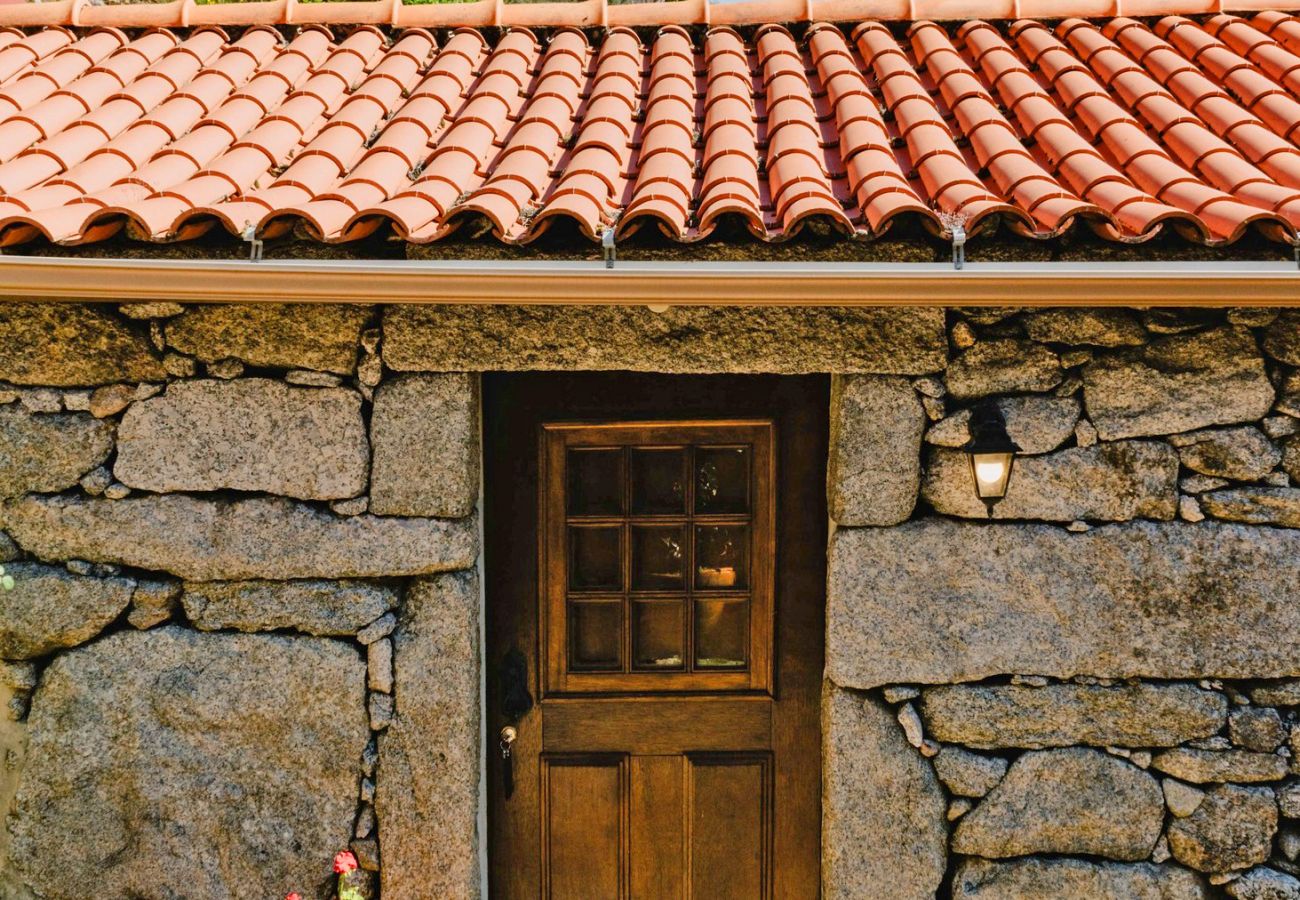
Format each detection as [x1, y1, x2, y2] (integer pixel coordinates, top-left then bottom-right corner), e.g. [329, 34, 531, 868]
[974, 459, 1006, 485]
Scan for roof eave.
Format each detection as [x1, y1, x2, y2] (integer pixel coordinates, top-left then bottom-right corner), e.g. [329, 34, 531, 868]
[0, 256, 1296, 306]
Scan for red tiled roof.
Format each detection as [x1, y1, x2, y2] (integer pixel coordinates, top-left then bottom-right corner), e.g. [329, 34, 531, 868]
[1, 14, 1299, 250]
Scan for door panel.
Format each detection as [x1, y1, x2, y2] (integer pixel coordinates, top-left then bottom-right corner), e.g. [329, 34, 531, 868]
[544, 756, 625, 899]
[630, 756, 685, 900]
[543, 698, 770, 753]
[486, 374, 827, 900]
[689, 754, 772, 899]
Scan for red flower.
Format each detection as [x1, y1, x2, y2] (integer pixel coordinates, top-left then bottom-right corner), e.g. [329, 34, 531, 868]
[286, 894, 303, 900]
[333, 850, 359, 874]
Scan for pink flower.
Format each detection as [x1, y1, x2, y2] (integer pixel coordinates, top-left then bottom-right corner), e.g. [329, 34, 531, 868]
[333, 850, 359, 874]
[286, 894, 303, 900]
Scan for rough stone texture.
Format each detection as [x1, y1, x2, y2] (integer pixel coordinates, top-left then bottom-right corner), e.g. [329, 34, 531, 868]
[0, 304, 165, 386]
[1023, 308, 1150, 348]
[379, 572, 481, 900]
[1263, 311, 1300, 366]
[1201, 487, 1300, 528]
[1175, 427, 1282, 481]
[369, 374, 479, 518]
[1284, 436, 1300, 480]
[1254, 682, 1300, 707]
[1227, 867, 1300, 900]
[946, 339, 1063, 399]
[127, 579, 181, 629]
[0, 405, 115, 498]
[920, 683, 1226, 749]
[925, 395, 1079, 454]
[922, 441, 1178, 522]
[1082, 327, 1274, 440]
[382, 305, 948, 374]
[0, 661, 32, 890]
[829, 519, 1300, 688]
[1231, 707, 1289, 753]
[952, 858, 1209, 900]
[951, 748, 1164, 861]
[0, 563, 133, 659]
[1151, 748, 1290, 784]
[823, 686, 946, 900]
[166, 304, 371, 374]
[182, 580, 399, 635]
[0, 494, 477, 581]
[1166, 780, 1208, 818]
[932, 746, 1008, 797]
[1167, 784, 1278, 873]
[5, 627, 367, 899]
[829, 376, 925, 526]
[115, 379, 369, 500]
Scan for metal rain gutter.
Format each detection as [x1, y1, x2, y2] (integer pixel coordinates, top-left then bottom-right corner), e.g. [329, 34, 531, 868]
[0, 256, 1297, 306]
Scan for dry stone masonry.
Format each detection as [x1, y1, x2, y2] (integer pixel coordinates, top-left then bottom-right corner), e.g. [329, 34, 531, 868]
[0, 302, 482, 900]
[829, 305, 1300, 900]
[2, 301, 1300, 899]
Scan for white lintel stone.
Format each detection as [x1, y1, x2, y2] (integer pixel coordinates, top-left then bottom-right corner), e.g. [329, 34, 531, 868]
[828, 518, 1300, 688]
[382, 305, 948, 375]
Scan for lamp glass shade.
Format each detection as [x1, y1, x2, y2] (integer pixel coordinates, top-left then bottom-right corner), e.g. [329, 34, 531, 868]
[969, 450, 1014, 500]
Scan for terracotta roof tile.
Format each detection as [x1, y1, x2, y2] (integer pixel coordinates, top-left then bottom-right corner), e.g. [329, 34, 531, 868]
[2, 15, 1300, 250]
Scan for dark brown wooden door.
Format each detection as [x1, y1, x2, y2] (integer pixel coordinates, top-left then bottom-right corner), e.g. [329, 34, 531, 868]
[485, 374, 826, 900]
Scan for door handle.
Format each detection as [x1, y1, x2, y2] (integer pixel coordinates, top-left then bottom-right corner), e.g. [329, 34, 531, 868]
[499, 646, 534, 722]
[499, 726, 518, 798]
[498, 648, 532, 800]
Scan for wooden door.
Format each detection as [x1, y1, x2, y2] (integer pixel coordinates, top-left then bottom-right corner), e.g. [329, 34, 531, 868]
[485, 374, 826, 900]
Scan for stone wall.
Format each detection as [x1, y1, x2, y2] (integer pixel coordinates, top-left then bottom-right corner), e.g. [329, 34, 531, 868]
[827, 307, 1300, 900]
[0, 303, 480, 899]
[4, 301, 1300, 899]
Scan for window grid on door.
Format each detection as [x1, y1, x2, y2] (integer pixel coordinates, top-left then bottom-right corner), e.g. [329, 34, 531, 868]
[542, 421, 774, 696]
[565, 443, 753, 676]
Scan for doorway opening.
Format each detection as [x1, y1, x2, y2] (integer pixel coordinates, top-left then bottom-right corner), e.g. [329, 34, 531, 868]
[483, 373, 828, 899]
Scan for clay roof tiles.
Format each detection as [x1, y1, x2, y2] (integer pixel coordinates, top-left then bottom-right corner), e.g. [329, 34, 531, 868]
[0, 11, 1299, 249]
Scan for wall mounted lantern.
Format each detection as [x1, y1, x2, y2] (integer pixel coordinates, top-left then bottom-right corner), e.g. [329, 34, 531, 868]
[964, 401, 1020, 517]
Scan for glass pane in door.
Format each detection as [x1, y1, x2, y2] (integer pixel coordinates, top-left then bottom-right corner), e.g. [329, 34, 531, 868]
[631, 448, 687, 515]
[632, 600, 685, 670]
[695, 446, 750, 514]
[568, 448, 623, 516]
[632, 525, 686, 591]
[694, 525, 749, 590]
[695, 599, 748, 669]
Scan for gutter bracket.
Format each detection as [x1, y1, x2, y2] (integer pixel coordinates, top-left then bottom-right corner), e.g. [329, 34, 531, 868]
[602, 226, 616, 269]
[242, 223, 263, 263]
[1294, 240, 1299, 271]
[951, 224, 966, 271]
